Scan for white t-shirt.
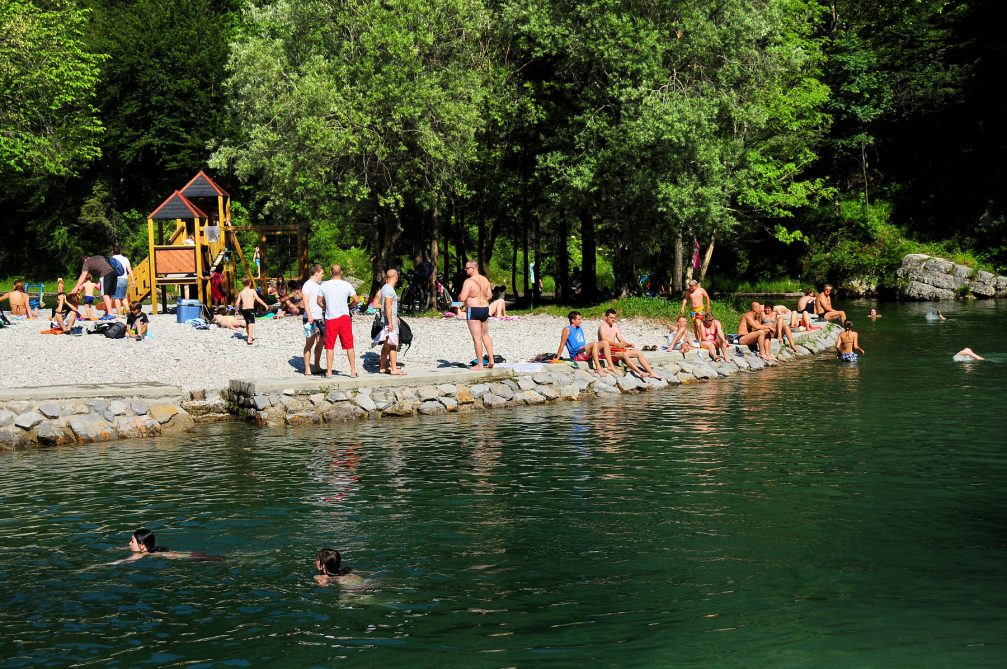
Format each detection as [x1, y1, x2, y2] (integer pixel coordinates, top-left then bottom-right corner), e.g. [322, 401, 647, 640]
[301, 278, 324, 320]
[319, 279, 357, 320]
[112, 254, 132, 277]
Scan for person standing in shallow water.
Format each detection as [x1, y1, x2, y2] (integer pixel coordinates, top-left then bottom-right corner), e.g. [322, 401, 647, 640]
[836, 320, 865, 362]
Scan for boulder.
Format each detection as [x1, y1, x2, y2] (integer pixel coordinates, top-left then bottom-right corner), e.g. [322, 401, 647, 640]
[536, 385, 559, 400]
[438, 397, 459, 411]
[37, 420, 74, 445]
[455, 387, 474, 404]
[517, 376, 537, 391]
[519, 390, 546, 405]
[251, 395, 272, 411]
[483, 394, 509, 408]
[38, 402, 61, 419]
[0, 409, 13, 427]
[355, 394, 377, 412]
[417, 386, 440, 402]
[418, 401, 447, 415]
[286, 412, 322, 426]
[383, 400, 417, 417]
[14, 411, 44, 431]
[325, 389, 350, 402]
[149, 404, 180, 424]
[0, 427, 32, 449]
[130, 399, 149, 416]
[68, 415, 115, 443]
[436, 384, 457, 395]
[489, 383, 514, 400]
[322, 402, 365, 423]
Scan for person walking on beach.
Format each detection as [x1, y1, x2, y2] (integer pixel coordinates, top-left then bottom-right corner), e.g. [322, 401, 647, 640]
[815, 284, 847, 323]
[377, 269, 405, 375]
[300, 264, 325, 375]
[235, 277, 269, 345]
[835, 320, 865, 362]
[680, 279, 712, 341]
[72, 255, 117, 320]
[316, 264, 359, 377]
[457, 259, 495, 370]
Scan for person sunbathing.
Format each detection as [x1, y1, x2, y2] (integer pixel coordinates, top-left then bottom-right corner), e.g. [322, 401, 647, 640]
[815, 284, 847, 323]
[598, 308, 658, 377]
[555, 311, 615, 376]
[763, 304, 796, 349]
[0, 281, 31, 318]
[737, 302, 773, 361]
[701, 313, 729, 361]
[488, 286, 508, 318]
[212, 308, 246, 330]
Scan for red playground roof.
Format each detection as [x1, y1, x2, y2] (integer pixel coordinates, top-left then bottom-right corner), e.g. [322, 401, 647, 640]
[180, 171, 230, 198]
[147, 191, 209, 220]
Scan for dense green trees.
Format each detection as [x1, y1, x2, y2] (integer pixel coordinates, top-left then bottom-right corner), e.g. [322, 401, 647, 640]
[1, 0, 1002, 288]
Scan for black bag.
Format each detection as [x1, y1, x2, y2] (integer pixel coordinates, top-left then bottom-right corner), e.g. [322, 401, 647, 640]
[370, 311, 383, 340]
[397, 317, 412, 354]
[103, 322, 127, 339]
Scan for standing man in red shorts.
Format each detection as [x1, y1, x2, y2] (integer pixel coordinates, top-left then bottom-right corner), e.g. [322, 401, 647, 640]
[316, 264, 359, 378]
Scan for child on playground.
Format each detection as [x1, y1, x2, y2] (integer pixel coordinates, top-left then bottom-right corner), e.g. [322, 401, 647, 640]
[235, 277, 269, 345]
[81, 279, 98, 320]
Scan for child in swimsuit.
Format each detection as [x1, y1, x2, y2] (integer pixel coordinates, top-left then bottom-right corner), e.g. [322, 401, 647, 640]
[314, 548, 367, 588]
[81, 279, 97, 319]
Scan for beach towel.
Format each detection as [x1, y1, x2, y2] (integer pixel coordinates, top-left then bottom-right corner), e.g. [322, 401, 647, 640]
[185, 318, 210, 330]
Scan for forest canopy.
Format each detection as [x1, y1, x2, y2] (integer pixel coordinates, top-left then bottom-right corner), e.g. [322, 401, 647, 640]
[1, 0, 1003, 295]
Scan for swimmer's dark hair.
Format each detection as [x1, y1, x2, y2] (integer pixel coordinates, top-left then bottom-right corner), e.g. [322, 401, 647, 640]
[317, 548, 346, 576]
[844, 320, 853, 330]
[133, 528, 167, 552]
[567, 310, 581, 324]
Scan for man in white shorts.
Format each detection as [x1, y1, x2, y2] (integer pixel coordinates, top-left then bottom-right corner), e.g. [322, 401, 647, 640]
[300, 264, 325, 375]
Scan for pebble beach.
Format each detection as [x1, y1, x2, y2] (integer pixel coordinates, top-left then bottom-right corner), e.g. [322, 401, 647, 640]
[2, 312, 670, 392]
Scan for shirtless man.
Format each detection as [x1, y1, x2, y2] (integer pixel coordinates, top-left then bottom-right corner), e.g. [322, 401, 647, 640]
[457, 259, 495, 370]
[737, 301, 773, 361]
[835, 320, 865, 362]
[680, 279, 712, 341]
[815, 284, 847, 323]
[598, 309, 657, 377]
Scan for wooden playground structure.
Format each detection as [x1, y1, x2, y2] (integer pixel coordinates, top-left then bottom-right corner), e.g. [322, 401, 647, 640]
[127, 171, 306, 313]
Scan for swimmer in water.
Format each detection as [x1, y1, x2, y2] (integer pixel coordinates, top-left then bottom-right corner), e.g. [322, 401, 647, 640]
[123, 528, 223, 561]
[953, 347, 984, 361]
[314, 548, 366, 587]
[868, 307, 880, 319]
[937, 310, 947, 321]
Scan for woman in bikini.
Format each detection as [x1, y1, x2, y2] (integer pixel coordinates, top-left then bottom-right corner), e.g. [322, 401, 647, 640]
[835, 320, 865, 362]
[0, 281, 31, 318]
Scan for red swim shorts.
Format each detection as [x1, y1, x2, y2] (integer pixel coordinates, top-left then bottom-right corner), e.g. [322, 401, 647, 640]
[324, 315, 354, 350]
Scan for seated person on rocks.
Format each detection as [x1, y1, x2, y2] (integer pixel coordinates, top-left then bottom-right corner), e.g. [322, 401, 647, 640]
[125, 302, 149, 340]
[667, 315, 699, 352]
[763, 304, 796, 349]
[598, 308, 658, 378]
[555, 311, 616, 376]
[701, 313, 729, 361]
[737, 302, 773, 361]
[212, 307, 246, 330]
[815, 284, 847, 323]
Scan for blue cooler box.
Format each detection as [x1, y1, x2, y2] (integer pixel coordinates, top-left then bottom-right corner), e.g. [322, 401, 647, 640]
[176, 299, 202, 323]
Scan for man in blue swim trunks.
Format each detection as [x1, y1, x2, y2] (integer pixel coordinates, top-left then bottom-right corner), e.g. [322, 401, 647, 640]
[457, 259, 495, 370]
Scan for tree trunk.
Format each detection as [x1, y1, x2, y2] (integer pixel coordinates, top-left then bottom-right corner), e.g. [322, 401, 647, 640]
[511, 230, 518, 298]
[673, 232, 683, 292]
[428, 206, 439, 311]
[861, 139, 870, 225]
[477, 215, 486, 271]
[581, 207, 596, 303]
[699, 226, 716, 282]
[684, 229, 695, 283]
[557, 214, 569, 302]
[522, 206, 530, 299]
[532, 211, 541, 305]
[370, 209, 401, 300]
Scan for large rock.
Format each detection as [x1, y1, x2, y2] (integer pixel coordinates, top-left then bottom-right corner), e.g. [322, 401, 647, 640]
[14, 411, 44, 431]
[897, 253, 1007, 300]
[0, 427, 32, 449]
[149, 404, 180, 424]
[0, 409, 13, 427]
[418, 400, 447, 415]
[489, 383, 514, 400]
[322, 402, 365, 423]
[37, 420, 74, 445]
[68, 415, 115, 443]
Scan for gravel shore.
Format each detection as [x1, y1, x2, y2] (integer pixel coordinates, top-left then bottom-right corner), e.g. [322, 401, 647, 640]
[2, 312, 670, 391]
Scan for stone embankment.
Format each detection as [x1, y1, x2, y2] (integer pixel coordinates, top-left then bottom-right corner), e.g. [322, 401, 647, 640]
[0, 326, 840, 450]
[897, 253, 1007, 301]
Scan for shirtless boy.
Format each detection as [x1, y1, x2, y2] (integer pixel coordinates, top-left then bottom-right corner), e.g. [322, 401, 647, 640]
[81, 279, 97, 319]
[234, 277, 269, 345]
[457, 259, 495, 369]
[737, 302, 773, 361]
[680, 279, 712, 340]
[815, 284, 847, 323]
[598, 309, 657, 377]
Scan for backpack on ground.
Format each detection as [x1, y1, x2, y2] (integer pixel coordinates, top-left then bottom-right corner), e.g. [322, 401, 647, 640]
[398, 317, 413, 354]
[107, 256, 126, 276]
[91, 321, 126, 338]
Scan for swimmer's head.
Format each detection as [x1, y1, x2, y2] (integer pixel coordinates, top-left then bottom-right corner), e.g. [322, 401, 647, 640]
[130, 528, 157, 553]
[869, 308, 877, 316]
[844, 320, 853, 331]
[316, 548, 342, 576]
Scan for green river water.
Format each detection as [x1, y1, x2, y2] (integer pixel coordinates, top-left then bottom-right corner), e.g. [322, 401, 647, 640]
[1, 301, 1005, 667]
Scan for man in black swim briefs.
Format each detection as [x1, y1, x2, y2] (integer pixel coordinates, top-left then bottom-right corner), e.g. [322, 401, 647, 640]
[458, 260, 495, 369]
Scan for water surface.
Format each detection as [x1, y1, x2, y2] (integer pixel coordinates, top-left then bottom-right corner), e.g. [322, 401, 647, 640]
[2, 300, 1005, 667]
